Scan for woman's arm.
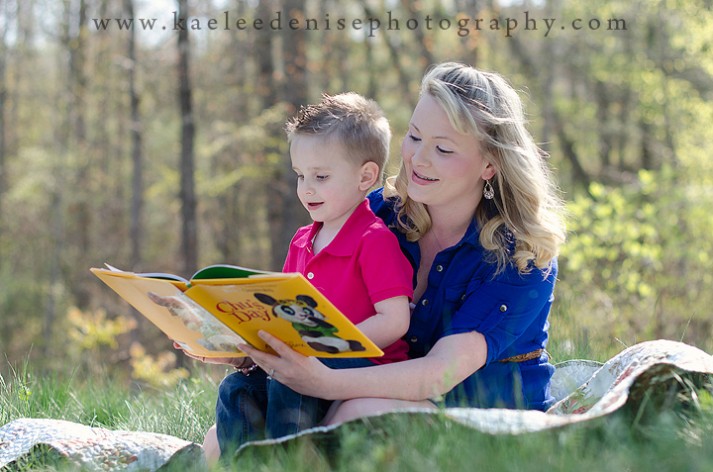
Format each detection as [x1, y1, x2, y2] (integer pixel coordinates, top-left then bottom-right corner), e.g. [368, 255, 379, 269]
[240, 328, 487, 401]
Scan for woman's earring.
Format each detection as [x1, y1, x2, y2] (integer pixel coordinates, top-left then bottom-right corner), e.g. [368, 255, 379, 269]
[483, 179, 495, 200]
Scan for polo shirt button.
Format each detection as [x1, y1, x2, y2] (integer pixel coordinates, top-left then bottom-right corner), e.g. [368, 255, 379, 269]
[410, 337, 418, 343]
[436, 264, 444, 272]
[421, 299, 429, 306]
[499, 304, 508, 312]
[307, 272, 315, 280]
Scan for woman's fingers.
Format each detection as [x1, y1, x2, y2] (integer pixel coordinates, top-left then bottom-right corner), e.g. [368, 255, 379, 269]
[238, 331, 302, 365]
[238, 331, 324, 387]
[237, 342, 277, 372]
[258, 330, 301, 359]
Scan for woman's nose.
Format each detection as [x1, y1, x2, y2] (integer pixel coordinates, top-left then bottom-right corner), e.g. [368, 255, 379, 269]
[411, 145, 428, 167]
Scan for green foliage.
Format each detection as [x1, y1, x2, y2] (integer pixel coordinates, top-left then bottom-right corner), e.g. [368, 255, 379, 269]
[128, 343, 190, 389]
[558, 164, 713, 354]
[66, 307, 136, 351]
[2, 0, 713, 388]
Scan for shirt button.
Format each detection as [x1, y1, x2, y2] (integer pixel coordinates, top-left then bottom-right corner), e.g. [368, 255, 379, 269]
[436, 264, 444, 272]
[307, 272, 315, 280]
[499, 304, 508, 312]
[410, 337, 418, 343]
[421, 299, 429, 306]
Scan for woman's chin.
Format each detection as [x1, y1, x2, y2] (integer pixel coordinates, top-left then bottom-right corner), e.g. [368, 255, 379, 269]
[406, 183, 431, 204]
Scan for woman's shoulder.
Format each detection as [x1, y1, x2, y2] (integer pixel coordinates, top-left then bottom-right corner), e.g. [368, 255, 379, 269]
[366, 188, 398, 224]
[494, 257, 558, 288]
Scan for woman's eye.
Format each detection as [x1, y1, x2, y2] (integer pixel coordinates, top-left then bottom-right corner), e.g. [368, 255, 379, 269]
[408, 133, 422, 142]
[436, 146, 453, 154]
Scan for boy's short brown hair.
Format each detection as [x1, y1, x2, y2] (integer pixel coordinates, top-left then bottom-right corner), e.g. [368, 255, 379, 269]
[285, 93, 391, 175]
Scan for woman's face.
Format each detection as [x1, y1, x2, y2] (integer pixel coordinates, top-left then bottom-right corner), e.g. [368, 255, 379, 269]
[401, 93, 495, 215]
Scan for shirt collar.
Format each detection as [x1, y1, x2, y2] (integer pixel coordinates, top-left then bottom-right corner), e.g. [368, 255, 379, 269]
[457, 217, 482, 249]
[292, 199, 375, 257]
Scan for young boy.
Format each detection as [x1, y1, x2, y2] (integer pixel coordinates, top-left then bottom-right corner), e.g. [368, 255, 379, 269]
[215, 93, 414, 454]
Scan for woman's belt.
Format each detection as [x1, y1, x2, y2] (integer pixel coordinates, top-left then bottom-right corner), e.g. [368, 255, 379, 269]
[498, 348, 544, 363]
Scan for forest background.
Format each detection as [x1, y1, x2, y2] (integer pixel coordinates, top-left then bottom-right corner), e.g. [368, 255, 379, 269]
[0, 0, 712, 387]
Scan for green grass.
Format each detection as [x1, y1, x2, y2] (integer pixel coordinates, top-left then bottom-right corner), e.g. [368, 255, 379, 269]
[0, 362, 217, 444]
[239, 412, 713, 472]
[2, 361, 713, 471]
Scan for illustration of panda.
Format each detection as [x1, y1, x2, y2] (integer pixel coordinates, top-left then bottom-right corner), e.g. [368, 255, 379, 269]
[253, 293, 366, 354]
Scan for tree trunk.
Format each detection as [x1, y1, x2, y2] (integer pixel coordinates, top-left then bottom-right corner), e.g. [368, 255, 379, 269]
[507, 33, 591, 190]
[363, 2, 416, 110]
[0, 0, 8, 354]
[125, 0, 144, 269]
[69, 0, 92, 309]
[0, 0, 8, 225]
[595, 80, 612, 168]
[177, 0, 198, 277]
[400, 0, 436, 67]
[266, 0, 311, 271]
[43, 0, 73, 362]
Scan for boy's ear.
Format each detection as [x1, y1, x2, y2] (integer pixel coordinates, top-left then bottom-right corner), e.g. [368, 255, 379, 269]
[358, 162, 380, 191]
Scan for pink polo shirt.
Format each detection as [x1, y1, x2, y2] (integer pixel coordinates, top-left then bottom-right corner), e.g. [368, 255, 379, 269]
[283, 199, 414, 364]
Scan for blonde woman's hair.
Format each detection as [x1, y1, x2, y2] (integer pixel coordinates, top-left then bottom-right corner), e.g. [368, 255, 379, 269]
[285, 92, 391, 175]
[386, 62, 566, 274]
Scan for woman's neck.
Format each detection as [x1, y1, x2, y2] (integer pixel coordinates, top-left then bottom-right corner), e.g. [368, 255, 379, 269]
[426, 204, 475, 248]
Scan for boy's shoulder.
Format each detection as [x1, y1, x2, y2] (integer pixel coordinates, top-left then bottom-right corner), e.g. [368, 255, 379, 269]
[359, 206, 400, 248]
[338, 199, 398, 250]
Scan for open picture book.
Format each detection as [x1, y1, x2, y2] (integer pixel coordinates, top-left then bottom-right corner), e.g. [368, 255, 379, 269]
[91, 264, 383, 359]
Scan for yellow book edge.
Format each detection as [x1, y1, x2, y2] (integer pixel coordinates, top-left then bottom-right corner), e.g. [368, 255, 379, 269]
[91, 266, 384, 359]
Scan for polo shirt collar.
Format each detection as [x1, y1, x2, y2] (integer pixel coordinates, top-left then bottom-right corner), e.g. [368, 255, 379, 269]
[292, 199, 375, 257]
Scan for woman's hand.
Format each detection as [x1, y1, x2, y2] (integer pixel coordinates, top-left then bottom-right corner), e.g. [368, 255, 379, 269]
[172, 341, 252, 369]
[238, 331, 335, 398]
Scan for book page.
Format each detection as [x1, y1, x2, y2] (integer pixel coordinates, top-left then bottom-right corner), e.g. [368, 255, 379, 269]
[91, 268, 246, 358]
[187, 274, 383, 358]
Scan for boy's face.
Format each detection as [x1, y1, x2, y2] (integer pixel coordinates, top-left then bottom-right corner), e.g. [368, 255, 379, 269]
[290, 134, 375, 232]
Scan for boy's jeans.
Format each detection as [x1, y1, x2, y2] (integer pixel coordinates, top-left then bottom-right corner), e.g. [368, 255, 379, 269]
[215, 357, 374, 455]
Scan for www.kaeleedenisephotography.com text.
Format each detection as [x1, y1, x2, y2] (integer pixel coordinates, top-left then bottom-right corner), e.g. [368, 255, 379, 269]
[90, 10, 627, 38]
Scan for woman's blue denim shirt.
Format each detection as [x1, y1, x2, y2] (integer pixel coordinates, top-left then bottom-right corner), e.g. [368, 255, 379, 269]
[368, 189, 557, 411]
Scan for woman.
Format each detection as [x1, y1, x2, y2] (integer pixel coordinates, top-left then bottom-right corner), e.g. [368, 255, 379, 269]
[200, 61, 566, 460]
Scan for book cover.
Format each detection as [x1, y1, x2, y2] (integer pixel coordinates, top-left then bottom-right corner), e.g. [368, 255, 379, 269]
[91, 266, 384, 359]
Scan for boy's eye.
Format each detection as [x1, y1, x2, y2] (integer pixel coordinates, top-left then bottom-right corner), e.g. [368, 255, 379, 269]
[316, 175, 329, 181]
[295, 174, 304, 181]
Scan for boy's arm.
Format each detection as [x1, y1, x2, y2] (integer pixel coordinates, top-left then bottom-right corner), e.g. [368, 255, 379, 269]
[355, 295, 410, 349]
